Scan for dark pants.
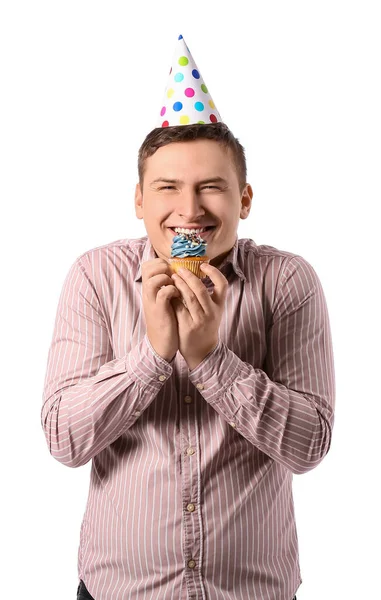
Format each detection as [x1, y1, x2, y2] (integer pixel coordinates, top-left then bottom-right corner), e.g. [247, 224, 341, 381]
[77, 579, 296, 599]
[77, 580, 95, 600]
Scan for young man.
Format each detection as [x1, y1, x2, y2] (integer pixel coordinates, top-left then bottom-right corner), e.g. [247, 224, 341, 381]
[41, 37, 335, 600]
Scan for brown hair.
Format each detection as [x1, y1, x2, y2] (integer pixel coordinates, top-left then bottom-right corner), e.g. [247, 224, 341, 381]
[137, 122, 247, 192]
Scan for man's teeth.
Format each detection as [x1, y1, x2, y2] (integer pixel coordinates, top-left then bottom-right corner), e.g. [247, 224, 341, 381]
[174, 227, 208, 234]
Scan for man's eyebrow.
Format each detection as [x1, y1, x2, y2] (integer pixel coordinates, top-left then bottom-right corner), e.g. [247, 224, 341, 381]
[150, 178, 181, 185]
[197, 177, 228, 185]
[150, 177, 228, 185]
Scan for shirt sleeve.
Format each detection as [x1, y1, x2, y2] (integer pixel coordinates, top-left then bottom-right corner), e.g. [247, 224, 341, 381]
[41, 257, 173, 468]
[188, 255, 335, 475]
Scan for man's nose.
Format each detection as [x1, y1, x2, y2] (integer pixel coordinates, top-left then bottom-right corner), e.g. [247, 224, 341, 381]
[176, 190, 205, 220]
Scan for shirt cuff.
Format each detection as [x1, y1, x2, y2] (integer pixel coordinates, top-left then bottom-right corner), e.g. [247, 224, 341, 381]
[125, 333, 174, 394]
[188, 340, 242, 412]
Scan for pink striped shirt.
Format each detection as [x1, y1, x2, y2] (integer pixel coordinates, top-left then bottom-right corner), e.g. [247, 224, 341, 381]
[41, 235, 335, 600]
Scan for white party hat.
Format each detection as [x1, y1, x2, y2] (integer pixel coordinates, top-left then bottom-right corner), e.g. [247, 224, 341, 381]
[156, 35, 222, 128]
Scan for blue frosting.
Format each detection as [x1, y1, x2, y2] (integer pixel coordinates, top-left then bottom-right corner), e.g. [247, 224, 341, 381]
[171, 233, 207, 258]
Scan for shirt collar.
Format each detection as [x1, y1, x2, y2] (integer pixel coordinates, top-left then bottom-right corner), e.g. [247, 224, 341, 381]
[134, 236, 246, 282]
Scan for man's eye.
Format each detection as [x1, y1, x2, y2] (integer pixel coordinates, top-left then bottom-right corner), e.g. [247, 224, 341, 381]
[201, 186, 219, 190]
[159, 186, 175, 190]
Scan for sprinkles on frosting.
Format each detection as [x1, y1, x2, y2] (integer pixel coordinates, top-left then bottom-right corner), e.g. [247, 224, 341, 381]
[170, 232, 207, 258]
[156, 35, 222, 128]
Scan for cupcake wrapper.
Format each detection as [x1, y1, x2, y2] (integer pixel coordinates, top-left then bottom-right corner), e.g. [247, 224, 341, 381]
[169, 257, 209, 279]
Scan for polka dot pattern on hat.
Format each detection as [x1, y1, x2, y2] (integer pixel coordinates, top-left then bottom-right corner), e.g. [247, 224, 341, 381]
[156, 35, 222, 127]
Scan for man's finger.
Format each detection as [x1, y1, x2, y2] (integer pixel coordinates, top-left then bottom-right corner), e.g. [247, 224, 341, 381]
[172, 269, 213, 314]
[171, 272, 207, 320]
[141, 258, 172, 283]
[199, 264, 228, 307]
[144, 273, 175, 303]
[172, 297, 190, 318]
[157, 284, 180, 304]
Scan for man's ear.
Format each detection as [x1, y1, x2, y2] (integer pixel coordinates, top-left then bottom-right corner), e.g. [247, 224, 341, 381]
[135, 183, 144, 219]
[240, 184, 253, 220]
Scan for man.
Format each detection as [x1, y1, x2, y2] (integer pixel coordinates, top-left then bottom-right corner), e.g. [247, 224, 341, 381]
[41, 36, 335, 600]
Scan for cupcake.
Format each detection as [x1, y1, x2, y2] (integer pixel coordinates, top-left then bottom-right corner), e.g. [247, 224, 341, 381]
[169, 231, 209, 278]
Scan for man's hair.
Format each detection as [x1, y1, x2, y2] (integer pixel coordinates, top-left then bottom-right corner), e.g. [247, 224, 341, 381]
[138, 122, 247, 193]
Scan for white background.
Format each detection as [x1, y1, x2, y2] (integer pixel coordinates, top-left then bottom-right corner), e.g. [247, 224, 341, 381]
[1, 1, 380, 599]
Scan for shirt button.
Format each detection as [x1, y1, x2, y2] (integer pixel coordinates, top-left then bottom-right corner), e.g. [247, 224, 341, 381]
[186, 447, 195, 456]
[188, 559, 196, 569]
[158, 375, 166, 382]
[229, 421, 236, 428]
[184, 395, 193, 404]
[196, 383, 204, 390]
[133, 411, 141, 417]
[187, 503, 195, 512]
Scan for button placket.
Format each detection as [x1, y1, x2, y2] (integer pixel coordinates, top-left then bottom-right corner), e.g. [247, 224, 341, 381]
[177, 357, 205, 597]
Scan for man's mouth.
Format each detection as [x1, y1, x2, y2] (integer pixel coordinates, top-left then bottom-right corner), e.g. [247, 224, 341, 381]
[168, 226, 216, 237]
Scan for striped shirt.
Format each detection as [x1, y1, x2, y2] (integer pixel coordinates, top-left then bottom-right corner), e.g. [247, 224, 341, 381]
[41, 235, 335, 600]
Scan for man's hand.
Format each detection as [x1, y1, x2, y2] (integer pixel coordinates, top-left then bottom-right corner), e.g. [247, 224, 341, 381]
[171, 263, 228, 370]
[141, 258, 181, 362]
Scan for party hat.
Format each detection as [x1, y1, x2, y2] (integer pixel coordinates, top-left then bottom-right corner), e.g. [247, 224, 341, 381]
[156, 35, 222, 128]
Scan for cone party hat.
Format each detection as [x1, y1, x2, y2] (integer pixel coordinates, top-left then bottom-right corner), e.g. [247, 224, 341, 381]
[156, 35, 222, 128]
